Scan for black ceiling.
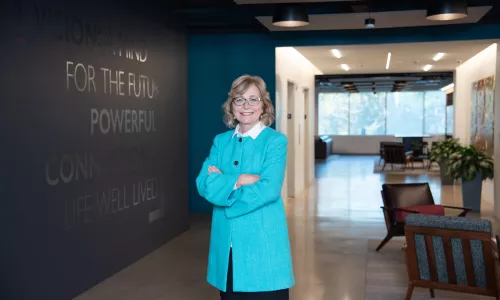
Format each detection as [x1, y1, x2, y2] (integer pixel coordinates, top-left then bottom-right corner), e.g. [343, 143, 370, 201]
[160, 0, 500, 33]
[316, 72, 454, 93]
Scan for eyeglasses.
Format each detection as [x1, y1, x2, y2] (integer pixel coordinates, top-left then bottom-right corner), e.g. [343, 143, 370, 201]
[232, 97, 261, 106]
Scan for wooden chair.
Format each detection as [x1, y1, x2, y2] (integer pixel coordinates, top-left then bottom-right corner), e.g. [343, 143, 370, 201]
[376, 183, 471, 252]
[404, 214, 500, 299]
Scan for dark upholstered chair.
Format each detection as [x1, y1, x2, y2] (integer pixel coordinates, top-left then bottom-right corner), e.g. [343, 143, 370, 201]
[376, 183, 471, 252]
[404, 214, 500, 299]
[379, 141, 402, 165]
[382, 144, 412, 171]
[315, 135, 333, 159]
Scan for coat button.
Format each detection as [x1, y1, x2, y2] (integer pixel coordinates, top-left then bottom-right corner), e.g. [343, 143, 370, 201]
[239, 138, 242, 142]
[234, 161, 239, 166]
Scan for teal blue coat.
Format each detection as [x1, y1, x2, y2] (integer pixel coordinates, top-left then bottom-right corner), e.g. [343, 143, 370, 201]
[196, 127, 295, 292]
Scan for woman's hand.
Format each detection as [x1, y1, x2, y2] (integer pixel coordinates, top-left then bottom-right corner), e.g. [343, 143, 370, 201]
[236, 174, 260, 188]
[208, 166, 222, 175]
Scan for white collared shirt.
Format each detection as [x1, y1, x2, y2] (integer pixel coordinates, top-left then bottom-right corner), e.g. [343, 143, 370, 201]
[232, 121, 267, 140]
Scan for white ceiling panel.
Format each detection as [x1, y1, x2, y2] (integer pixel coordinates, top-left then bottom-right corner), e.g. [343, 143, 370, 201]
[293, 40, 498, 75]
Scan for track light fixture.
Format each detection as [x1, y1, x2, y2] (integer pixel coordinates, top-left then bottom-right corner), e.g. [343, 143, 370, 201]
[427, 0, 468, 21]
[272, 4, 309, 27]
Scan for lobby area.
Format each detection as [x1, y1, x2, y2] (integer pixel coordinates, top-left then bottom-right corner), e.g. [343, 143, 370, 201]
[75, 155, 497, 300]
[5, 0, 500, 299]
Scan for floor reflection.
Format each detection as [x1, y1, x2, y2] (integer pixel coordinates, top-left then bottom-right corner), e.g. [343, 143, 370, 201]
[76, 155, 497, 300]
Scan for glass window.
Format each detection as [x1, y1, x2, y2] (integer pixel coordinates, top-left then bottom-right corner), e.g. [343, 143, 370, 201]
[349, 92, 386, 135]
[446, 105, 454, 135]
[386, 92, 424, 136]
[317, 90, 446, 136]
[318, 93, 349, 135]
[424, 91, 447, 135]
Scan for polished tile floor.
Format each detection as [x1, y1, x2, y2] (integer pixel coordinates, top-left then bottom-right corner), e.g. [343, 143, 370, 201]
[76, 155, 497, 300]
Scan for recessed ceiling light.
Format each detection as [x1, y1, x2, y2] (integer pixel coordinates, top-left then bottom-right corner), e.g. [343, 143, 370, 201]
[386, 52, 392, 70]
[433, 52, 445, 61]
[341, 64, 350, 71]
[331, 49, 342, 58]
[423, 64, 433, 71]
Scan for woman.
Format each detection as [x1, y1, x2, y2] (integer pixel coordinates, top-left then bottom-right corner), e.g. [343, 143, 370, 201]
[196, 75, 294, 299]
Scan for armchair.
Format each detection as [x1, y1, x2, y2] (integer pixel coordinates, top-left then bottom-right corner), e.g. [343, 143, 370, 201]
[379, 141, 402, 165]
[403, 214, 499, 299]
[382, 144, 412, 171]
[376, 183, 471, 251]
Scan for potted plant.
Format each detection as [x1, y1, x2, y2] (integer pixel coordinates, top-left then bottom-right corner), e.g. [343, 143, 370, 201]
[446, 145, 494, 212]
[429, 138, 461, 185]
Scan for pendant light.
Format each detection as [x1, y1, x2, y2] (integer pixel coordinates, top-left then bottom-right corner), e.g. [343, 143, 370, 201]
[272, 4, 309, 27]
[426, 0, 468, 21]
[365, 13, 375, 29]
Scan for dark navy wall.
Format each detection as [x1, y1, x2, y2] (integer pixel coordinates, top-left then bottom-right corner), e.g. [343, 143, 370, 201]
[2, 0, 188, 299]
[188, 24, 500, 212]
[188, 34, 275, 212]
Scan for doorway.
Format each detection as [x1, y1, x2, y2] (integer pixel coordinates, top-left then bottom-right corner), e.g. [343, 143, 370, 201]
[287, 81, 295, 198]
[303, 88, 310, 187]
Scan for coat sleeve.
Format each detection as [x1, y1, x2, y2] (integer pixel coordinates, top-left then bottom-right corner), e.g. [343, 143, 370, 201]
[195, 135, 240, 207]
[225, 134, 288, 219]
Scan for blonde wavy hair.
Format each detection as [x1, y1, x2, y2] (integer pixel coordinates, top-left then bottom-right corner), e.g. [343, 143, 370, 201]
[222, 75, 275, 128]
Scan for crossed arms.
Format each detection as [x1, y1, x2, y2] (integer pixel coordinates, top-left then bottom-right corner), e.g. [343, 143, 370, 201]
[195, 134, 288, 219]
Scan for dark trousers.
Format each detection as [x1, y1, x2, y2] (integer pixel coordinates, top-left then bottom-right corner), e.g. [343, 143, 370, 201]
[220, 249, 289, 300]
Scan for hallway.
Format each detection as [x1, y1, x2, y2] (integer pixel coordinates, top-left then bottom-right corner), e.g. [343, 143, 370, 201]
[75, 155, 496, 300]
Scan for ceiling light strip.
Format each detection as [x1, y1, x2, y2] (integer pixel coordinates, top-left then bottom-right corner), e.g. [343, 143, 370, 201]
[386, 52, 391, 70]
[341, 64, 350, 71]
[433, 52, 444, 61]
[331, 49, 342, 58]
[423, 64, 433, 71]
